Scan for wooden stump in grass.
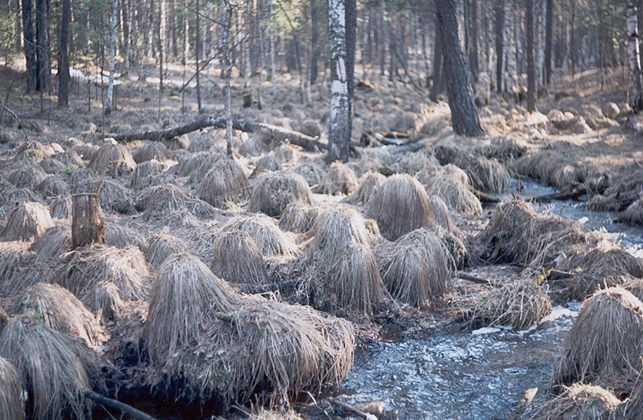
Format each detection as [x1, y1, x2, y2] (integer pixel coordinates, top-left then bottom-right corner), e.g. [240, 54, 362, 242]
[72, 194, 105, 249]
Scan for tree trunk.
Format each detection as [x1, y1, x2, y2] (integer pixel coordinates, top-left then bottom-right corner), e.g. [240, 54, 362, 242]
[35, 0, 50, 92]
[195, 0, 202, 113]
[494, 0, 504, 93]
[346, 0, 356, 126]
[309, 0, 320, 84]
[220, 1, 233, 156]
[328, 0, 351, 161]
[269, 0, 276, 81]
[628, 2, 643, 112]
[158, 0, 166, 120]
[435, 0, 483, 137]
[544, 0, 553, 84]
[22, 0, 37, 92]
[526, 0, 537, 112]
[429, 23, 443, 101]
[105, 0, 118, 114]
[57, 0, 71, 107]
[71, 194, 105, 250]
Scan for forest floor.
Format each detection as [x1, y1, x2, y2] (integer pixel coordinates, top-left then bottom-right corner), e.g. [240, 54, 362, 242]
[0, 59, 642, 418]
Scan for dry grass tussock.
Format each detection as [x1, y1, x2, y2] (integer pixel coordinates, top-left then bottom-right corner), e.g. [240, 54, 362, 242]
[92, 178, 135, 214]
[197, 157, 249, 209]
[50, 195, 72, 219]
[625, 373, 643, 419]
[433, 145, 510, 193]
[512, 149, 597, 190]
[133, 141, 170, 163]
[15, 283, 104, 347]
[366, 174, 437, 241]
[7, 163, 48, 188]
[130, 159, 164, 190]
[0, 316, 108, 419]
[105, 222, 148, 250]
[56, 245, 149, 313]
[0, 201, 55, 241]
[145, 230, 188, 269]
[223, 214, 300, 257]
[35, 175, 70, 198]
[314, 162, 359, 195]
[248, 171, 313, 217]
[175, 151, 225, 183]
[145, 253, 354, 406]
[342, 172, 386, 207]
[460, 280, 552, 330]
[477, 200, 585, 267]
[521, 384, 622, 420]
[0, 356, 24, 419]
[29, 225, 71, 261]
[278, 203, 320, 233]
[377, 228, 453, 307]
[138, 183, 221, 220]
[422, 164, 482, 215]
[292, 159, 326, 187]
[88, 141, 137, 176]
[210, 230, 268, 285]
[552, 287, 643, 394]
[619, 197, 643, 225]
[0, 242, 41, 296]
[553, 245, 643, 301]
[250, 154, 282, 178]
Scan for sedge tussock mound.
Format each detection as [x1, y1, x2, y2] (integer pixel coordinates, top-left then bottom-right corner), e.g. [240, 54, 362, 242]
[342, 172, 386, 207]
[92, 178, 134, 214]
[7, 163, 48, 188]
[278, 203, 320, 233]
[197, 158, 249, 209]
[522, 384, 622, 420]
[15, 283, 104, 347]
[0, 242, 36, 296]
[130, 159, 164, 190]
[175, 151, 225, 184]
[84, 281, 126, 322]
[477, 200, 585, 267]
[554, 246, 643, 301]
[460, 281, 552, 330]
[138, 183, 221, 220]
[552, 287, 643, 393]
[0, 201, 55, 241]
[13, 140, 57, 161]
[29, 225, 71, 261]
[133, 141, 170, 163]
[169, 298, 354, 405]
[144, 253, 238, 363]
[0, 316, 107, 419]
[210, 230, 268, 285]
[513, 150, 587, 190]
[40, 157, 68, 174]
[35, 175, 70, 198]
[56, 245, 149, 311]
[377, 228, 452, 307]
[0, 357, 24, 419]
[247, 171, 313, 217]
[625, 374, 643, 419]
[105, 222, 148, 250]
[223, 214, 300, 257]
[314, 162, 359, 195]
[429, 195, 458, 233]
[424, 165, 482, 215]
[366, 174, 437, 241]
[478, 137, 527, 162]
[88, 141, 137, 176]
[292, 159, 326, 187]
[619, 197, 643, 225]
[250, 154, 283, 178]
[433, 145, 510, 193]
[145, 230, 188, 269]
[50, 195, 72, 219]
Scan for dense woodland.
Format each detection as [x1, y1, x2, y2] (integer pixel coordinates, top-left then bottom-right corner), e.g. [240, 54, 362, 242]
[0, 1, 643, 419]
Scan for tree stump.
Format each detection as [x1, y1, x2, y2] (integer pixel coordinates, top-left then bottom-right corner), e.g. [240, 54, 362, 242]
[72, 193, 105, 249]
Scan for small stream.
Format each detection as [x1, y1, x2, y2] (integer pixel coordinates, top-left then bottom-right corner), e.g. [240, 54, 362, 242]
[339, 178, 643, 419]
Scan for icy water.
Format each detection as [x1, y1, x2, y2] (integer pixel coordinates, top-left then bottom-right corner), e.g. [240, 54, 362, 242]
[339, 178, 643, 419]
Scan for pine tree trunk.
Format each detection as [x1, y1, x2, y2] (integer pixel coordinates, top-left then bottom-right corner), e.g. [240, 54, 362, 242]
[494, 0, 504, 93]
[220, 1, 233, 156]
[22, 0, 37, 92]
[35, 0, 50, 92]
[526, 0, 537, 112]
[544, 0, 553, 84]
[328, 0, 351, 161]
[269, 0, 276, 81]
[105, 0, 118, 114]
[627, 2, 643, 112]
[435, 0, 483, 137]
[429, 23, 443, 102]
[57, 0, 71, 107]
[195, 0, 202, 113]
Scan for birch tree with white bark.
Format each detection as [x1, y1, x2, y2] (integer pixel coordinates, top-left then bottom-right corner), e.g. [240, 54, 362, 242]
[105, 0, 119, 115]
[627, 2, 643, 112]
[328, 0, 350, 162]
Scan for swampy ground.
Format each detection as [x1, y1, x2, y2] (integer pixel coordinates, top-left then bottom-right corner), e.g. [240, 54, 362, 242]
[1, 61, 642, 419]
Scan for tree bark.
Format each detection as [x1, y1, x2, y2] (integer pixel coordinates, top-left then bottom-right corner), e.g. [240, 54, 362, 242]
[628, 2, 643, 112]
[544, 0, 553, 84]
[57, 0, 71, 107]
[22, 0, 37, 92]
[435, 0, 483, 137]
[220, 1, 233, 156]
[526, 0, 537, 112]
[328, 0, 351, 161]
[494, 0, 504, 93]
[195, 0, 202, 113]
[35, 0, 50, 92]
[72, 194, 105, 250]
[429, 22, 443, 102]
[105, 0, 118, 114]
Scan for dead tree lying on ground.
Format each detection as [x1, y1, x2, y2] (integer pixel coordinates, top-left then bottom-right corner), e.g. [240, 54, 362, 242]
[111, 116, 325, 152]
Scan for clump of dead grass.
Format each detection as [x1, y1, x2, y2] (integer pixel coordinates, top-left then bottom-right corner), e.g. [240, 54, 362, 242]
[248, 171, 313, 217]
[377, 228, 452, 307]
[197, 157, 249, 208]
[552, 287, 643, 393]
[15, 283, 104, 347]
[250, 154, 282, 178]
[342, 172, 386, 207]
[133, 141, 170, 163]
[0, 356, 24, 419]
[223, 214, 300, 257]
[7, 164, 48, 188]
[278, 203, 320, 233]
[292, 159, 326, 187]
[314, 162, 359, 195]
[210, 230, 268, 285]
[88, 140, 137, 176]
[433, 145, 510, 193]
[35, 175, 70, 198]
[50, 195, 72, 219]
[105, 222, 148, 250]
[138, 183, 221, 220]
[130, 159, 164, 190]
[0, 201, 55, 241]
[0, 316, 107, 419]
[366, 174, 437, 241]
[423, 164, 482, 215]
[29, 225, 71, 261]
[522, 383, 622, 420]
[145, 230, 189, 269]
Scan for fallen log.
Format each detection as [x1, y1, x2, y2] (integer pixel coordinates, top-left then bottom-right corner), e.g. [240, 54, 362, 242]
[111, 116, 325, 152]
[84, 391, 156, 420]
[527, 185, 588, 203]
[473, 189, 501, 204]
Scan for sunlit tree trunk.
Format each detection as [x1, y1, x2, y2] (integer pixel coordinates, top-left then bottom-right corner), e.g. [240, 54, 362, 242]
[544, 0, 553, 84]
[627, 2, 643, 111]
[105, 0, 118, 114]
[220, 1, 233, 156]
[328, 0, 351, 161]
[57, 0, 71, 107]
[526, 0, 537, 112]
[495, 0, 504, 93]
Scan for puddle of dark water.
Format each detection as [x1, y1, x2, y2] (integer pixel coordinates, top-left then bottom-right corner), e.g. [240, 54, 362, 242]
[340, 305, 578, 419]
